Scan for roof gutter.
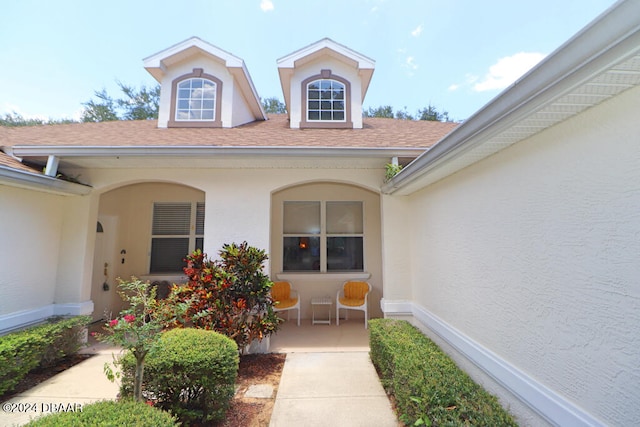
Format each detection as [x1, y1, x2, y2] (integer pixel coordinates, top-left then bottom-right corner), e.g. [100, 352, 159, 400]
[11, 146, 426, 159]
[0, 165, 92, 196]
[382, 0, 640, 195]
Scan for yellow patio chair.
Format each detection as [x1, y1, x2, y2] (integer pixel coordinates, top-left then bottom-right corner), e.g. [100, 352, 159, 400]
[271, 281, 300, 326]
[336, 280, 372, 329]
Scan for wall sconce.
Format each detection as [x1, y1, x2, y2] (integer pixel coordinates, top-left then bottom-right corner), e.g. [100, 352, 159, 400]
[299, 237, 308, 249]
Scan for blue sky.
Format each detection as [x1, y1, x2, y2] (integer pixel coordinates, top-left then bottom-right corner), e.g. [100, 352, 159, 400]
[0, 0, 617, 122]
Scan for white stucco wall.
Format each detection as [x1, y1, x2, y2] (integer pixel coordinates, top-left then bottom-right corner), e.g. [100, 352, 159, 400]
[288, 57, 364, 129]
[402, 85, 640, 426]
[0, 185, 95, 332]
[156, 55, 252, 128]
[0, 186, 63, 319]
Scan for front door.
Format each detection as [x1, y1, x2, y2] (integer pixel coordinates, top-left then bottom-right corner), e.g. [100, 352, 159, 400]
[90, 216, 117, 322]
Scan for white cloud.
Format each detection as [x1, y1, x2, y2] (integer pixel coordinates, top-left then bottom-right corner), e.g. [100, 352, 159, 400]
[448, 74, 478, 92]
[473, 52, 546, 92]
[411, 24, 423, 37]
[405, 56, 418, 70]
[260, 0, 274, 12]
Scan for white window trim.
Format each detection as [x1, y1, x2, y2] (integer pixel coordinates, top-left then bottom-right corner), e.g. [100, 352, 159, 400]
[175, 78, 217, 122]
[306, 79, 346, 123]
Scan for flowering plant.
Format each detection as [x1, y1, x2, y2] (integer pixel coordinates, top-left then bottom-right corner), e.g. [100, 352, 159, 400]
[94, 277, 165, 401]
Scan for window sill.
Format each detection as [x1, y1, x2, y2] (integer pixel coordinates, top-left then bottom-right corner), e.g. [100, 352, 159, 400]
[275, 272, 370, 282]
[139, 274, 188, 284]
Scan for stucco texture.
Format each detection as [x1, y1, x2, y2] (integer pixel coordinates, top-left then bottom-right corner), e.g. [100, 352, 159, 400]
[0, 186, 63, 315]
[406, 86, 640, 425]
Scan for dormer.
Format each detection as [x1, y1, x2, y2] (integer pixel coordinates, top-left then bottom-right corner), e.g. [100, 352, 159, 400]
[144, 37, 266, 128]
[277, 38, 375, 129]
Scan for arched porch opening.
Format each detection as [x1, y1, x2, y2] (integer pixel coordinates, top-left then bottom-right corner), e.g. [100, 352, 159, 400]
[90, 181, 204, 319]
[270, 181, 383, 323]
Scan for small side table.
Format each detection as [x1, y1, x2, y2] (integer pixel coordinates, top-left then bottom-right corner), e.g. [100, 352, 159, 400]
[311, 296, 332, 325]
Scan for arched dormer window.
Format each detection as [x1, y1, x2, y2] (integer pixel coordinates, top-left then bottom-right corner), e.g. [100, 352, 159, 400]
[168, 68, 222, 128]
[301, 70, 352, 128]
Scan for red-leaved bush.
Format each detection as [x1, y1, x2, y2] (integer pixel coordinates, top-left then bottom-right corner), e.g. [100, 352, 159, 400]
[168, 242, 281, 352]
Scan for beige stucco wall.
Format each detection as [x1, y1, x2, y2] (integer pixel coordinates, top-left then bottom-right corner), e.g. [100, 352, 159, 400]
[98, 182, 205, 286]
[402, 85, 640, 426]
[271, 182, 383, 319]
[87, 167, 385, 319]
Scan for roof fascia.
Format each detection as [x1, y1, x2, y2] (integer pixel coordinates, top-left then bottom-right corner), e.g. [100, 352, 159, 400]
[382, 0, 640, 195]
[229, 63, 268, 120]
[0, 165, 91, 196]
[12, 146, 425, 159]
[143, 37, 244, 77]
[276, 38, 375, 69]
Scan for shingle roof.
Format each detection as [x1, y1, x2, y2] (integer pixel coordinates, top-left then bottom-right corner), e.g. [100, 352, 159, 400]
[2, 114, 457, 149]
[0, 151, 42, 174]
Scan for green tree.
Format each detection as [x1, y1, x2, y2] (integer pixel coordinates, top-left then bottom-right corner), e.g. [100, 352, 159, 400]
[81, 89, 119, 122]
[261, 96, 287, 114]
[417, 104, 451, 122]
[363, 104, 453, 121]
[118, 83, 160, 120]
[363, 105, 394, 118]
[395, 107, 415, 120]
[81, 82, 159, 122]
[0, 112, 75, 127]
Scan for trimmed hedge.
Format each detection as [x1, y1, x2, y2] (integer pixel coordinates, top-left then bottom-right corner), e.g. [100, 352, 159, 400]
[0, 316, 90, 395]
[120, 328, 239, 425]
[24, 399, 179, 426]
[369, 318, 517, 426]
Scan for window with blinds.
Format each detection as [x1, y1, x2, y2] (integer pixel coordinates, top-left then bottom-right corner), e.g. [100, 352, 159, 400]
[150, 202, 204, 273]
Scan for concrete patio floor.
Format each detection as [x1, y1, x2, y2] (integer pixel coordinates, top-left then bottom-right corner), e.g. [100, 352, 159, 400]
[269, 318, 371, 352]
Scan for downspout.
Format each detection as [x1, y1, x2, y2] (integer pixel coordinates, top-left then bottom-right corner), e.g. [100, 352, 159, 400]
[45, 155, 59, 177]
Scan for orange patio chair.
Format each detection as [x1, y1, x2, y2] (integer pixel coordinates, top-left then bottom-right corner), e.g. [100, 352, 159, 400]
[271, 281, 300, 326]
[336, 280, 372, 329]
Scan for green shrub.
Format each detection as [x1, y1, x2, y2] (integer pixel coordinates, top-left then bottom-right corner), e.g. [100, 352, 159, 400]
[120, 328, 239, 425]
[369, 318, 517, 426]
[0, 330, 48, 395]
[0, 316, 90, 395]
[24, 399, 179, 426]
[39, 316, 91, 367]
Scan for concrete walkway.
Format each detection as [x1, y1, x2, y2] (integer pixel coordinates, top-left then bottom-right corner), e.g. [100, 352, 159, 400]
[269, 352, 398, 427]
[0, 342, 120, 426]
[1, 321, 399, 426]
